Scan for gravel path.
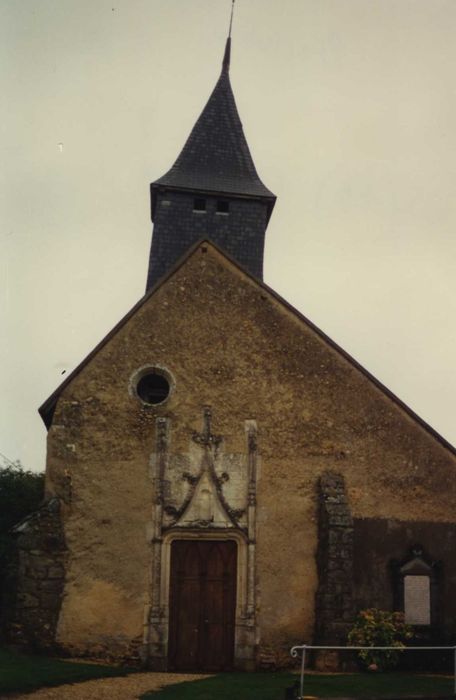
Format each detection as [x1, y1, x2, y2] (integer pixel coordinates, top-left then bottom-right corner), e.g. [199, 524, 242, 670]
[7, 672, 209, 700]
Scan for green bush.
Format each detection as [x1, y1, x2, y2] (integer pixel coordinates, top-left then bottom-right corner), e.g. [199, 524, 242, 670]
[348, 609, 413, 671]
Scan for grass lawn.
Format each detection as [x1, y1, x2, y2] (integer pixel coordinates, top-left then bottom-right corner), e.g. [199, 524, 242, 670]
[1, 649, 453, 699]
[0, 646, 135, 695]
[140, 671, 454, 700]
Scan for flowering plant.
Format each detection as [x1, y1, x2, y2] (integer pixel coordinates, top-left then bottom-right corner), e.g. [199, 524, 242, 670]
[347, 609, 413, 671]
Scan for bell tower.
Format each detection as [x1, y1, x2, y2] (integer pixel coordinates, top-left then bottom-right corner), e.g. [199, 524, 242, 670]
[146, 35, 276, 291]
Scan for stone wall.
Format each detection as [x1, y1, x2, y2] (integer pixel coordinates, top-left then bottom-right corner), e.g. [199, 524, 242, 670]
[6, 498, 65, 650]
[40, 244, 456, 662]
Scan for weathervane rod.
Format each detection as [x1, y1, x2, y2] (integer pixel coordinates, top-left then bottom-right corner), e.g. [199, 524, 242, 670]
[222, 0, 235, 72]
[228, 0, 235, 38]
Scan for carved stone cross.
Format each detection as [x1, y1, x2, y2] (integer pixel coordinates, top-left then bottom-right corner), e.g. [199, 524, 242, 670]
[192, 407, 222, 448]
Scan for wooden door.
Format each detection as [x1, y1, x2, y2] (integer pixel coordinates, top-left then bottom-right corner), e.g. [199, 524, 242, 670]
[168, 540, 237, 671]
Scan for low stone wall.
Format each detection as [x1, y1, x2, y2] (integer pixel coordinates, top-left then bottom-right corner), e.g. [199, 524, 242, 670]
[5, 498, 66, 650]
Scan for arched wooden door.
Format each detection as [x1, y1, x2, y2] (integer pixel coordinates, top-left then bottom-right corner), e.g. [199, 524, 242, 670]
[168, 539, 237, 671]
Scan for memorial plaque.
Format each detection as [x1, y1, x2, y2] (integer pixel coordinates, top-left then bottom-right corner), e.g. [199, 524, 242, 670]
[404, 575, 430, 625]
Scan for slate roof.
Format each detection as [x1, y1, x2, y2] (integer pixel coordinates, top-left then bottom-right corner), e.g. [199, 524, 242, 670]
[151, 39, 275, 206]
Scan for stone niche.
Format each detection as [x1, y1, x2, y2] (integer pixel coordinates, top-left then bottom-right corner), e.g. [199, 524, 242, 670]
[392, 545, 442, 631]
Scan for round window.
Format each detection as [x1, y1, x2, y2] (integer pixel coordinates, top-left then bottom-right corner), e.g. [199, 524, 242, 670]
[135, 370, 171, 405]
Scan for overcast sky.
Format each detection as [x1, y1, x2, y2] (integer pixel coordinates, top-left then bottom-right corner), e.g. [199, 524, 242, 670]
[1, 0, 455, 473]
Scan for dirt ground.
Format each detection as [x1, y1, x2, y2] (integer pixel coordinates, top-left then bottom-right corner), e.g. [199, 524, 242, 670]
[7, 672, 209, 700]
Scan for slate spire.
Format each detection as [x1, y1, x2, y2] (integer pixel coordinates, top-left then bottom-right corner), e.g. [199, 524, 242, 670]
[222, 35, 231, 73]
[151, 40, 274, 205]
[146, 30, 276, 291]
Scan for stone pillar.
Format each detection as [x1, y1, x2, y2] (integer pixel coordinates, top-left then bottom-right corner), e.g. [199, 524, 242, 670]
[146, 416, 169, 669]
[315, 472, 354, 668]
[241, 420, 258, 670]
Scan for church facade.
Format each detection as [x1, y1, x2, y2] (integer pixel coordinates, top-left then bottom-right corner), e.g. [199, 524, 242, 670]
[7, 38, 456, 671]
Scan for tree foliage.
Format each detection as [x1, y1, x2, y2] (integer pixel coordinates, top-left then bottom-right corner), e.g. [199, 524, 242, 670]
[0, 460, 44, 569]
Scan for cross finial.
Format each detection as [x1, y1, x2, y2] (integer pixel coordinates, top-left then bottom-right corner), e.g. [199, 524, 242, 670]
[192, 407, 222, 448]
[202, 406, 212, 441]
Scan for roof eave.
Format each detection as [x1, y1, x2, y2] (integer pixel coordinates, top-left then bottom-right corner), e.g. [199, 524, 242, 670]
[150, 182, 276, 223]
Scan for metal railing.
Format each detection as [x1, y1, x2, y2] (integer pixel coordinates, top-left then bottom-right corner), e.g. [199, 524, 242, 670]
[290, 644, 456, 699]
